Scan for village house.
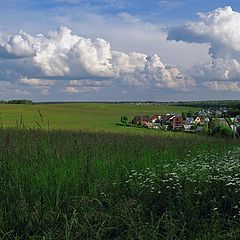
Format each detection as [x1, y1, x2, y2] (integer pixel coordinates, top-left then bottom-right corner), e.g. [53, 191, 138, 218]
[151, 115, 161, 123]
[130, 110, 240, 139]
[185, 117, 194, 125]
[132, 113, 184, 130]
[161, 114, 173, 122]
[194, 116, 201, 124]
[161, 114, 174, 129]
[183, 124, 192, 131]
[198, 110, 207, 117]
[143, 122, 154, 129]
[231, 124, 238, 135]
[204, 117, 210, 123]
[132, 115, 151, 125]
[169, 114, 184, 130]
[234, 115, 240, 124]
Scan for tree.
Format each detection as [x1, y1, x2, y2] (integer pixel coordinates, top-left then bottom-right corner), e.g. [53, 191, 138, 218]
[187, 110, 194, 117]
[7, 99, 33, 104]
[181, 112, 187, 120]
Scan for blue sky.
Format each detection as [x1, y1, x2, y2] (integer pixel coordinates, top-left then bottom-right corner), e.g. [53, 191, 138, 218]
[1, 0, 240, 101]
[3, 0, 240, 24]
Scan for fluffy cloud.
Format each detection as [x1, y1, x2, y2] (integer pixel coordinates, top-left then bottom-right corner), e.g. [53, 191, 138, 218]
[33, 27, 118, 78]
[0, 26, 192, 95]
[0, 31, 42, 59]
[113, 52, 195, 89]
[168, 6, 240, 89]
[112, 51, 146, 73]
[192, 58, 240, 82]
[168, 6, 240, 59]
[203, 81, 240, 91]
[0, 26, 117, 78]
[144, 55, 195, 90]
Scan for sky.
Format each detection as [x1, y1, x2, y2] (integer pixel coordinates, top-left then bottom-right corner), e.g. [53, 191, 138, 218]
[1, 0, 240, 101]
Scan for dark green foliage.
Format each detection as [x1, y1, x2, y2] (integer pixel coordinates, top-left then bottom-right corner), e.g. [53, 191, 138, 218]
[191, 124, 198, 130]
[0, 99, 33, 104]
[202, 123, 209, 134]
[181, 112, 187, 120]
[210, 118, 221, 129]
[219, 126, 233, 138]
[175, 100, 240, 109]
[226, 117, 233, 125]
[0, 129, 239, 239]
[120, 115, 129, 124]
[187, 110, 195, 117]
[209, 119, 233, 138]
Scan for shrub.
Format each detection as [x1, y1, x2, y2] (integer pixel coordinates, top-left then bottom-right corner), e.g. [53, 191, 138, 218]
[121, 116, 128, 124]
[181, 112, 187, 120]
[219, 126, 233, 138]
[116, 122, 125, 126]
[225, 117, 233, 125]
[191, 124, 198, 130]
[202, 123, 209, 134]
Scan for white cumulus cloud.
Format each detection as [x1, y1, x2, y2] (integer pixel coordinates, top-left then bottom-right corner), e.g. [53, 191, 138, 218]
[203, 81, 240, 91]
[168, 6, 240, 90]
[33, 26, 118, 78]
[0, 31, 43, 58]
[0, 26, 193, 96]
[168, 6, 240, 59]
[114, 52, 195, 89]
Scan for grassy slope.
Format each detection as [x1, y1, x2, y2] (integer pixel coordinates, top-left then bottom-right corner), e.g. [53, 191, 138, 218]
[1, 129, 239, 240]
[0, 103, 198, 131]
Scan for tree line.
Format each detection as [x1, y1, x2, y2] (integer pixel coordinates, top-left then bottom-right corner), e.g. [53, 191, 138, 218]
[175, 100, 240, 109]
[0, 99, 33, 104]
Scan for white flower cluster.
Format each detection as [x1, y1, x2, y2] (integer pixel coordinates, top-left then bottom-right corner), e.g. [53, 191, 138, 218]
[125, 146, 240, 217]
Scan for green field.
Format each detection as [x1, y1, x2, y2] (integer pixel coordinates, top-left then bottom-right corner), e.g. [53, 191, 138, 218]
[0, 103, 240, 239]
[0, 103, 199, 131]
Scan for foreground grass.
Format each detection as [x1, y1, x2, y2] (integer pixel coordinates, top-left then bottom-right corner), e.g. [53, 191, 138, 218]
[0, 103, 199, 132]
[0, 128, 239, 239]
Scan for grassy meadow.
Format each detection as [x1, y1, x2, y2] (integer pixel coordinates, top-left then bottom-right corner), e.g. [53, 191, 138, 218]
[0, 103, 240, 239]
[0, 103, 199, 132]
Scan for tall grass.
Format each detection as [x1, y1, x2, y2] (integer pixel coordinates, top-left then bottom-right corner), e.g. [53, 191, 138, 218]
[0, 128, 239, 239]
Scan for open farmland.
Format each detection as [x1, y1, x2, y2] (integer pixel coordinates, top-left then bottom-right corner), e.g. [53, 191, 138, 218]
[0, 103, 240, 239]
[0, 103, 199, 132]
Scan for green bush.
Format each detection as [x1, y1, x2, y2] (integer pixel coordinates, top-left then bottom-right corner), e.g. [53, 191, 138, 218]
[202, 123, 209, 134]
[116, 122, 126, 126]
[225, 117, 233, 125]
[219, 126, 233, 138]
[191, 124, 198, 130]
[120, 116, 128, 124]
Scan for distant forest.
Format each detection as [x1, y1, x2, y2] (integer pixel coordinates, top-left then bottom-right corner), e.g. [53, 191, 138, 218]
[0, 100, 33, 104]
[174, 100, 240, 110]
[1, 99, 240, 110]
